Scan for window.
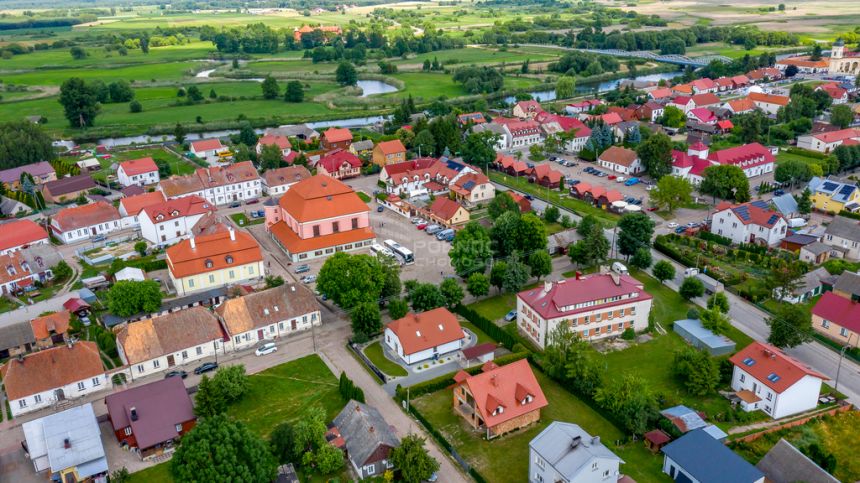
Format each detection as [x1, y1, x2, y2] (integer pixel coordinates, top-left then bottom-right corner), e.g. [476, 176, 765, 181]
[225, 255, 234, 264]
[364, 465, 376, 476]
[209, 274, 215, 283]
[34, 394, 42, 403]
[92, 377, 101, 386]
[841, 327, 849, 337]
[592, 461, 599, 471]
[153, 360, 161, 369]
[18, 400, 27, 409]
[176, 424, 183, 432]
[822, 320, 830, 329]
[603, 469, 611, 478]
[312, 225, 320, 237]
[740, 374, 745, 383]
[352, 218, 359, 229]
[188, 279, 195, 288]
[248, 266, 254, 275]
[332, 221, 339, 233]
[182, 351, 188, 359]
[137, 364, 144, 373]
[234, 336, 241, 344]
[124, 427, 132, 436]
[535, 457, 545, 470]
[77, 382, 86, 391]
[766, 392, 773, 401]
[229, 270, 235, 279]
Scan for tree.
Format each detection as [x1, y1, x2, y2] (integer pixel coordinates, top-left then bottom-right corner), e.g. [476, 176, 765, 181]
[700, 307, 731, 334]
[784, 64, 799, 77]
[106, 280, 162, 317]
[488, 192, 519, 219]
[186, 85, 203, 102]
[335, 62, 358, 86]
[70, 46, 87, 59]
[238, 123, 257, 146]
[51, 261, 73, 282]
[350, 302, 381, 337]
[830, 104, 854, 129]
[134, 241, 147, 256]
[212, 365, 249, 403]
[259, 143, 283, 171]
[774, 158, 813, 188]
[489, 261, 507, 294]
[529, 143, 545, 161]
[650, 175, 692, 214]
[528, 250, 553, 280]
[653, 260, 675, 283]
[556, 76, 576, 99]
[408, 283, 446, 312]
[270, 422, 299, 464]
[0, 121, 56, 167]
[617, 213, 655, 260]
[594, 374, 659, 434]
[517, 213, 548, 254]
[672, 347, 720, 396]
[679, 276, 705, 300]
[797, 188, 812, 214]
[284, 80, 304, 102]
[449, 222, 492, 277]
[265, 275, 284, 288]
[440, 278, 464, 308]
[543, 205, 560, 224]
[466, 273, 490, 298]
[700, 165, 750, 202]
[108, 80, 134, 103]
[636, 133, 673, 179]
[659, 105, 686, 128]
[503, 254, 530, 293]
[129, 100, 142, 113]
[810, 43, 822, 61]
[803, 443, 837, 474]
[110, 467, 130, 483]
[317, 253, 390, 309]
[171, 415, 276, 483]
[491, 211, 520, 256]
[707, 292, 730, 313]
[59, 78, 100, 128]
[261, 75, 280, 99]
[630, 247, 652, 270]
[194, 375, 226, 417]
[210, 88, 218, 99]
[768, 264, 803, 302]
[388, 298, 410, 320]
[412, 129, 436, 157]
[174, 123, 187, 145]
[461, 132, 498, 168]
[576, 215, 599, 237]
[569, 223, 609, 268]
[767, 303, 813, 348]
[390, 434, 439, 483]
[292, 407, 327, 464]
[542, 324, 604, 396]
[313, 443, 345, 475]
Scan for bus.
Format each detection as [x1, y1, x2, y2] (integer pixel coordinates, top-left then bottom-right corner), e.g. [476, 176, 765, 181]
[384, 239, 414, 265]
[370, 243, 396, 260]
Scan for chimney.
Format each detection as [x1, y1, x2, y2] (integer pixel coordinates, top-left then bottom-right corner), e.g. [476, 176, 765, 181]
[591, 435, 600, 446]
[130, 407, 138, 421]
[63, 438, 71, 449]
[229, 227, 236, 241]
[369, 426, 375, 433]
[610, 273, 620, 286]
[543, 280, 552, 293]
[190, 237, 196, 249]
[571, 435, 582, 449]
[575, 271, 581, 280]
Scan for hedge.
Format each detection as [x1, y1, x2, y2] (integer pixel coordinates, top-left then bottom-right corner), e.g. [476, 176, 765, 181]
[395, 351, 530, 401]
[698, 231, 732, 246]
[838, 210, 860, 221]
[454, 304, 517, 350]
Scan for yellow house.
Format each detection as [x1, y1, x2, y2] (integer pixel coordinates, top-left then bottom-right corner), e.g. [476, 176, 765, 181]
[372, 139, 407, 166]
[428, 197, 470, 228]
[808, 177, 860, 214]
[166, 227, 265, 296]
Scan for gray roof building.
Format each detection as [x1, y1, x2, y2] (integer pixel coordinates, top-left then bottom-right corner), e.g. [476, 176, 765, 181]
[673, 319, 735, 356]
[756, 439, 838, 483]
[350, 140, 374, 152]
[833, 270, 860, 299]
[802, 241, 832, 256]
[266, 124, 319, 140]
[824, 215, 860, 241]
[529, 421, 623, 483]
[662, 429, 764, 483]
[22, 403, 108, 478]
[660, 405, 727, 441]
[332, 400, 399, 479]
[770, 193, 798, 217]
[0, 322, 36, 356]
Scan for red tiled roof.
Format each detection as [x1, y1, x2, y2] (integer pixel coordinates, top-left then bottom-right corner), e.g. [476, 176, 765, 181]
[317, 149, 362, 173]
[0, 341, 103, 400]
[689, 108, 716, 123]
[166, 229, 262, 278]
[30, 310, 71, 339]
[811, 128, 860, 143]
[322, 127, 353, 144]
[142, 195, 214, 223]
[776, 57, 829, 68]
[190, 138, 224, 152]
[455, 359, 548, 429]
[263, 165, 311, 187]
[52, 201, 120, 232]
[691, 78, 715, 91]
[0, 220, 48, 252]
[732, 75, 750, 85]
[518, 273, 652, 320]
[375, 139, 406, 156]
[515, 100, 544, 114]
[603, 190, 623, 202]
[727, 97, 756, 113]
[530, 164, 562, 183]
[817, 83, 848, 100]
[119, 157, 158, 177]
[270, 223, 374, 255]
[599, 146, 639, 167]
[451, 172, 490, 196]
[279, 174, 369, 223]
[749, 92, 790, 106]
[383, 157, 438, 178]
[812, 292, 860, 333]
[597, 112, 623, 125]
[691, 93, 720, 107]
[730, 341, 827, 393]
[386, 307, 464, 355]
[429, 197, 465, 221]
[257, 134, 291, 150]
[715, 200, 784, 228]
[707, 142, 774, 169]
[649, 88, 673, 99]
[119, 191, 166, 217]
[462, 342, 497, 360]
[717, 119, 734, 130]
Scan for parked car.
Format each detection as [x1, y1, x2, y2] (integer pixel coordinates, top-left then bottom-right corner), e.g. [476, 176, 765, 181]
[524, 194, 534, 200]
[194, 362, 218, 375]
[91, 235, 106, 243]
[773, 189, 785, 196]
[164, 370, 188, 379]
[416, 223, 428, 230]
[255, 342, 277, 356]
[667, 222, 679, 229]
[436, 228, 455, 240]
[608, 175, 617, 181]
[568, 179, 580, 186]
[675, 226, 687, 234]
[624, 178, 640, 186]
[443, 232, 455, 242]
[229, 202, 241, 208]
[300, 275, 317, 284]
[631, 198, 642, 205]
[411, 217, 423, 224]
[611, 262, 629, 275]
[426, 225, 443, 235]
[294, 264, 310, 274]
[246, 199, 259, 205]
[377, 206, 384, 212]
[616, 176, 626, 183]
[504, 310, 517, 322]
[549, 156, 557, 161]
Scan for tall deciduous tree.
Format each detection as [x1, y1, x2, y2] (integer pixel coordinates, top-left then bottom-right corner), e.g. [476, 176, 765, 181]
[106, 280, 162, 317]
[259, 143, 283, 171]
[594, 374, 659, 434]
[335, 62, 358, 86]
[171, 415, 276, 483]
[408, 283, 446, 312]
[650, 175, 692, 214]
[652, 260, 675, 283]
[59, 77, 100, 128]
[556, 76, 576, 99]
[466, 273, 490, 298]
[490, 261, 507, 294]
[388, 298, 410, 320]
[440, 278, 464, 308]
[767, 303, 813, 348]
[636, 132, 673, 179]
[449, 222, 492, 277]
[672, 346, 720, 396]
[630, 247, 652, 270]
[830, 104, 854, 129]
[488, 192, 519, 219]
[0, 121, 56, 168]
[350, 302, 381, 337]
[390, 434, 440, 483]
[679, 276, 704, 300]
[284, 80, 304, 102]
[317, 253, 392, 309]
[261, 75, 280, 99]
[700, 165, 750, 202]
[569, 223, 609, 268]
[503, 253, 530, 293]
[617, 212, 655, 260]
[528, 250, 553, 280]
[461, 131, 498, 168]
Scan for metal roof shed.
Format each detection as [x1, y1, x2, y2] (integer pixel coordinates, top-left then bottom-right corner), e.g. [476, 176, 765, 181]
[673, 319, 736, 356]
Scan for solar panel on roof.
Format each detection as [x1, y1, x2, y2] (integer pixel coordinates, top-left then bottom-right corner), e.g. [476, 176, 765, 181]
[735, 206, 751, 221]
[821, 182, 839, 192]
[751, 200, 769, 209]
[463, 181, 476, 190]
[767, 215, 779, 225]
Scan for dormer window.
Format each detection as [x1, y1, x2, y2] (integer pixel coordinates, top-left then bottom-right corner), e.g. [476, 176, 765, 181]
[225, 255, 234, 264]
[204, 259, 213, 268]
[171, 210, 179, 217]
[156, 214, 164, 221]
[492, 406, 504, 416]
[521, 395, 533, 405]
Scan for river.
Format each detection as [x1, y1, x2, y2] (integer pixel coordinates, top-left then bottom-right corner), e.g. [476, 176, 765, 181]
[505, 71, 683, 103]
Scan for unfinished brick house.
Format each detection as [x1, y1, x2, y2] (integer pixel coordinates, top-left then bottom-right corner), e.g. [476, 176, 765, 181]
[452, 359, 548, 439]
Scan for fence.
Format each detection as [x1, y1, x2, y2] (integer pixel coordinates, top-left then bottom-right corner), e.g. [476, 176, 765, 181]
[731, 403, 852, 443]
[347, 341, 389, 384]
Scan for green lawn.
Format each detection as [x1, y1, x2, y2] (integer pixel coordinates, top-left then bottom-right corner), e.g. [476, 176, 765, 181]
[775, 150, 827, 166]
[412, 366, 666, 483]
[112, 146, 196, 176]
[128, 461, 174, 483]
[490, 172, 619, 226]
[468, 291, 518, 322]
[230, 213, 264, 227]
[226, 354, 347, 439]
[386, 72, 540, 101]
[363, 341, 408, 377]
[356, 191, 372, 203]
[460, 320, 494, 346]
[631, 268, 694, 326]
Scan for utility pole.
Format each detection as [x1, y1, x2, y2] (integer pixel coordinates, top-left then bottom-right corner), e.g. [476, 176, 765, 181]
[834, 333, 855, 394]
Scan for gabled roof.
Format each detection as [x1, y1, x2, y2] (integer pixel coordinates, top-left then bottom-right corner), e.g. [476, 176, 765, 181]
[0, 322, 36, 351]
[715, 199, 784, 228]
[141, 195, 214, 223]
[648, 88, 673, 99]
[451, 172, 491, 196]
[595, 112, 623, 125]
[707, 142, 774, 168]
[455, 359, 548, 428]
[809, 127, 860, 144]
[529, 422, 622, 481]
[279, 174, 369, 223]
[119, 157, 158, 176]
[756, 439, 839, 483]
[43, 174, 96, 197]
[52, 201, 120, 232]
[0, 161, 55, 184]
[332, 401, 399, 467]
[429, 197, 466, 221]
[530, 164, 563, 183]
[116, 307, 223, 364]
[190, 138, 224, 152]
[691, 93, 721, 107]
[166, 229, 263, 278]
[662, 429, 764, 483]
[691, 78, 716, 91]
[375, 139, 406, 155]
[159, 161, 260, 197]
[748, 92, 790, 106]
[776, 56, 829, 69]
[216, 284, 319, 336]
[317, 149, 362, 173]
[0, 341, 103, 400]
[515, 100, 544, 114]
[105, 377, 195, 450]
[812, 291, 860, 333]
[729, 341, 827, 393]
[263, 165, 311, 187]
[257, 134, 291, 150]
[823, 215, 860, 241]
[0, 219, 48, 252]
[386, 307, 464, 355]
[119, 191, 166, 217]
[457, 112, 487, 124]
[518, 274, 652, 320]
[30, 310, 71, 340]
[832, 270, 860, 296]
[689, 108, 716, 123]
[599, 146, 639, 167]
[322, 127, 353, 144]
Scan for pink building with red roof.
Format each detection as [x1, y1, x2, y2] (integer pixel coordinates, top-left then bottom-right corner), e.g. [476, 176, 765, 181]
[686, 107, 717, 125]
[812, 291, 860, 349]
[729, 342, 827, 418]
[117, 157, 160, 187]
[672, 142, 775, 184]
[516, 273, 654, 348]
[711, 200, 787, 246]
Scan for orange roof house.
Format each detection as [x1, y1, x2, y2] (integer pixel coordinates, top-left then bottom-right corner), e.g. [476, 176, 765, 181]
[30, 310, 71, 348]
[119, 191, 166, 219]
[452, 359, 548, 439]
[50, 201, 121, 244]
[321, 127, 353, 150]
[117, 157, 159, 186]
[293, 25, 343, 42]
[372, 139, 407, 166]
[0, 219, 49, 255]
[427, 197, 469, 227]
[383, 307, 466, 364]
[166, 228, 264, 296]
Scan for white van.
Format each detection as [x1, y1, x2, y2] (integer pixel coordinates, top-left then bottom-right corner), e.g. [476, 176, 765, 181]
[611, 262, 628, 275]
[684, 267, 699, 277]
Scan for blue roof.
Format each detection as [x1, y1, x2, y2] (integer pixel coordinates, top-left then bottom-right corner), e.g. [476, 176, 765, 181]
[674, 319, 736, 352]
[662, 429, 764, 483]
[771, 193, 798, 216]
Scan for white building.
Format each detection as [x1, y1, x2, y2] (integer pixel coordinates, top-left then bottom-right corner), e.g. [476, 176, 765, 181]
[710, 200, 787, 247]
[471, 122, 511, 151]
[22, 403, 108, 480]
[118, 191, 166, 228]
[50, 201, 121, 244]
[262, 165, 311, 196]
[158, 161, 262, 206]
[384, 307, 466, 365]
[138, 195, 216, 246]
[729, 342, 826, 419]
[0, 219, 49, 255]
[597, 146, 644, 175]
[116, 307, 225, 379]
[517, 274, 653, 349]
[2, 341, 108, 417]
[189, 138, 228, 162]
[117, 157, 160, 187]
[672, 142, 775, 185]
[529, 422, 624, 483]
[797, 128, 860, 153]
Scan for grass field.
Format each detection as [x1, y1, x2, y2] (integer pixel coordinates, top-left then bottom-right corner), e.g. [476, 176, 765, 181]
[127, 461, 173, 483]
[226, 354, 347, 439]
[413, 366, 666, 482]
[386, 72, 541, 101]
[363, 341, 408, 377]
